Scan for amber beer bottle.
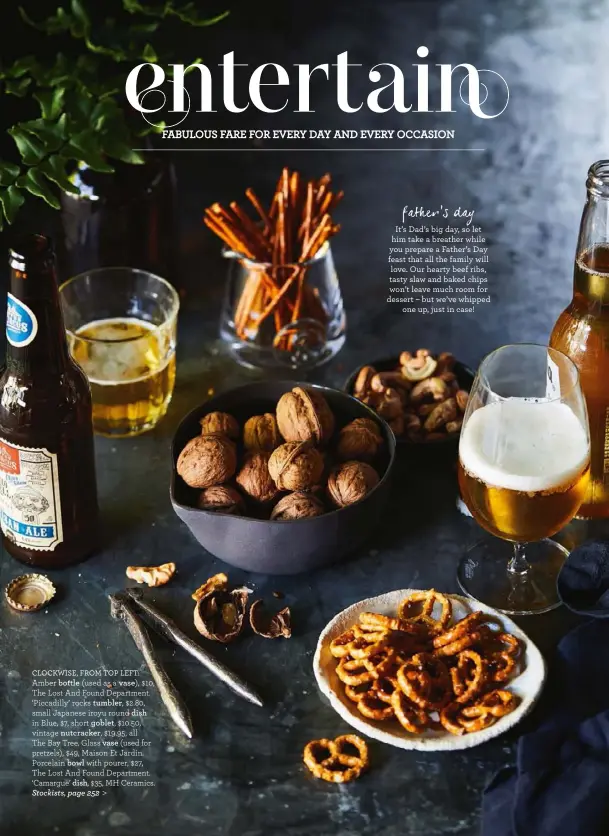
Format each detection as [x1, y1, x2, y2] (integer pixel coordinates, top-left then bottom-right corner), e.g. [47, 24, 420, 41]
[550, 160, 609, 518]
[0, 234, 98, 566]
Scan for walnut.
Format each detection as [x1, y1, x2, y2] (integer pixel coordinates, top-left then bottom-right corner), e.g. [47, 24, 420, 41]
[236, 452, 280, 504]
[336, 418, 383, 462]
[199, 411, 239, 440]
[456, 390, 469, 412]
[353, 365, 376, 399]
[270, 491, 325, 520]
[249, 599, 292, 638]
[327, 461, 379, 508]
[375, 388, 403, 420]
[177, 433, 237, 489]
[197, 485, 244, 515]
[268, 442, 324, 491]
[410, 377, 449, 404]
[401, 349, 438, 381]
[446, 419, 463, 434]
[126, 562, 176, 587]
[424, 398, 458, 432]
[243, 413, 281, 452]
[276, 386, 335, 445]
[193, 574, 248, 643]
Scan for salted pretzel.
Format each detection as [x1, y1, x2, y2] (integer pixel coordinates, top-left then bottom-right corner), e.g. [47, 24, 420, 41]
[487, 651, 517, 683]
[397, 653, 451, 711]
[461, 689, 518, 719]
[344, 681, 373, 703]
[372, 675, 399, 705]
[433, 611, 486, 648]
[357, 691, 395, 721]
[450, 650, 487, 704]
[303, 735, 369, 783]
[433, 629, 487, 657]
[359, 611, 427, 637]
[391, 689, 429, 734]
[397, 589, 452, 633]
[336, 657, 376, 686]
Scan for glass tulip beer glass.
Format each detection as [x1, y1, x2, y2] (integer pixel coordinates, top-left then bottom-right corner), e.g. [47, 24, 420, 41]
[457, 344, 590, 615]
[59, 267, 179, 437]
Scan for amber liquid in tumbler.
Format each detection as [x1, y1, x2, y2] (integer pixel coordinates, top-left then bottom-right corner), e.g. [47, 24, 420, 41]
[457, 460, 590, 542]
[69, 318, 176, 437]
[550, 246, 609, 518]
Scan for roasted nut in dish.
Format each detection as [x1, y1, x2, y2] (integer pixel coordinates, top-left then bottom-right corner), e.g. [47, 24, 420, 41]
[268, 442, 324, 491]
[276, 386, 335, 445]
[199, 411, 240, 440]
[126, 562, 176, 587]
[177, 433, 237, 489]
[327, 461, 379, 508]
[270, 492, 325, 520]
[236, 452, 280, 504]
[197, 485, 244, 515]
[249, 599, 292, 638]
[336, 418, 383, 463]
[243, 413, 282, 452]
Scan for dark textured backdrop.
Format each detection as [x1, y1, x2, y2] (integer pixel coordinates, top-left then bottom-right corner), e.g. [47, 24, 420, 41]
[0, 1, 608, 835]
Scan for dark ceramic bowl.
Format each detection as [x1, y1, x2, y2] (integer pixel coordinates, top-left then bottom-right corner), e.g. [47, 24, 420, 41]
[170, 381, 396, 575]
[344, 356, 475, 450]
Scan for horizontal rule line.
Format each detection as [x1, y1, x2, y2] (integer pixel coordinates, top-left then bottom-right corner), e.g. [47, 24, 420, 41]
[132, 147, 486, 152]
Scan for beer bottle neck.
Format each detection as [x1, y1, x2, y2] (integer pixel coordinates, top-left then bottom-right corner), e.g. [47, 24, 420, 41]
[6, 237, 70, 378]
[574, 162, 609, 304]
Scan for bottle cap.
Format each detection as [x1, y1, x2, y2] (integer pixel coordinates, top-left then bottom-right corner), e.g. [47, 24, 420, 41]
[5, 574, 56, 613]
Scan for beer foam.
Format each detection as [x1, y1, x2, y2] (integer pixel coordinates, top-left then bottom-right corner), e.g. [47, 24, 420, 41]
[459, 399, 589, 492]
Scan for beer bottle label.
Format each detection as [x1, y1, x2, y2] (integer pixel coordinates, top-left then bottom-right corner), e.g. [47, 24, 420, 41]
[0, 440, 63, 551]
[6, 293, 38, 348]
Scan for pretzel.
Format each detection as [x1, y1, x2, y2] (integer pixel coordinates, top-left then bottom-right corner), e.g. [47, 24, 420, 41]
[336, 658, 376, 686]
[372, 675, 399, 704]
[357, 691, 395, 721]
[362, 645, 399, 679]
[462, 689, 518, 719]
[329, 629, 357, 658]
[433, 611, 486, 648]
[359, 611, 427, 637]
[451, 650, 487, 704]
[487, 651, 517, 683]
[397, 653, 451, 711]
[433, 630, 486, 657]
[352, 623, 390, 644]
[397, 590, 452, 633]
[391, 689, 429, 734]
[344, 681, 373, 703]
[303, 735, 369, 783]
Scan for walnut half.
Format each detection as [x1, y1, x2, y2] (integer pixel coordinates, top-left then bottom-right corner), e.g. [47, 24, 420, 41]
[126, 562, 176, 587]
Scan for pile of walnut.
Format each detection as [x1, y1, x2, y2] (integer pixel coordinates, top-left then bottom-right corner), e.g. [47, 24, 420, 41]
[176, 386, 386, 520]
[192, 573, 291, 642]
[352, 350, 469, 441]
[329, 590, 521, 737]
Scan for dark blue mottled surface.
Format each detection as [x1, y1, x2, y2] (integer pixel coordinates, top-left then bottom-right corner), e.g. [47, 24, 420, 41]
[1, 0, 608, 833]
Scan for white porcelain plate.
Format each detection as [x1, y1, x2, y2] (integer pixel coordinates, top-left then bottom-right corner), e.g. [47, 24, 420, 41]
[313, 589, 546, 751]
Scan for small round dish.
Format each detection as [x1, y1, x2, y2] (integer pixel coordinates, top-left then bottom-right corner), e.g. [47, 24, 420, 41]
[313, 589, 545, 752]
[344, 356, 474, 447]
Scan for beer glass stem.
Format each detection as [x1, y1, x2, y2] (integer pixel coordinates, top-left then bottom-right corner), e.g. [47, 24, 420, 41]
[508, 542, 530, 576]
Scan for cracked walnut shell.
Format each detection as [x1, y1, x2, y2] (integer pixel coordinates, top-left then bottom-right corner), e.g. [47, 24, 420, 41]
[243, 413, 281, 452]
[336, 418, 383, 463]
[327, 461, 379, 508]
[236, 452, 280, 504]
[270, 492, 325, 520]
[126, 562, 176, 587]
[276, 386, 335, 445]
[177, 433, 237, 489]
[249, 599, 292, 638]
[268, 442, 324, 491]
[193, 576, 248, 643]
[197, 485, 244, 515]
[199, 411, 239, 440]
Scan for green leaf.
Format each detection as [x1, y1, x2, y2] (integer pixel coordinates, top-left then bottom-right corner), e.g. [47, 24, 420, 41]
[7, 55, 38, 78]
[9, 126, 46, 165]
[34, 88, 65, 120]
[18, 169, 61, 209]
[70, 0, 90, 28]
[142, 43, 158, 62]
[122, 0, 145, 11]
[68, 131, 114, 173]
[170, 5, 229, 26]
[0, 162, 20, 187]
[101, 136, 144, 164]
[19, 118, 66, 153]
[5, 77, 31, 97]
[0, 185, 26, 224]
[38, 155, 80, 195]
